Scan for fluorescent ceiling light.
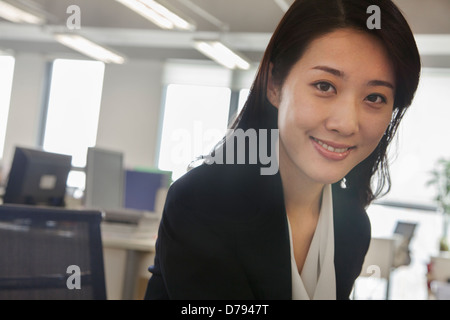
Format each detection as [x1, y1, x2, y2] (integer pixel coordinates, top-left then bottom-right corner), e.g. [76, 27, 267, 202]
[0, 0, 45, 24]
[194, 40, 251, 70]
[54, 34, 126, 64]
[115, 0, 195, 31]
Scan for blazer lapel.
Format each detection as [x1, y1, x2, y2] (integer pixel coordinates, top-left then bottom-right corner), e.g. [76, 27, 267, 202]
[233, 169, 292, 299]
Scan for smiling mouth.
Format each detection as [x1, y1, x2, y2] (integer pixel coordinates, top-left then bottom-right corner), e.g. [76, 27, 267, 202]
[311, 137, 355, 154]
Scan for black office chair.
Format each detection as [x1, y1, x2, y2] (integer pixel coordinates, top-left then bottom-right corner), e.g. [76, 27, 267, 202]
[0, 204, 107, 300]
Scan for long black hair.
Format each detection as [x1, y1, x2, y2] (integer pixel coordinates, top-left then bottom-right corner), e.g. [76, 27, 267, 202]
[225, 0, 421, 208]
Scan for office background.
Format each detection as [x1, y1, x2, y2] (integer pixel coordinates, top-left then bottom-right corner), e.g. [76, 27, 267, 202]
[0, 0, 450, 299]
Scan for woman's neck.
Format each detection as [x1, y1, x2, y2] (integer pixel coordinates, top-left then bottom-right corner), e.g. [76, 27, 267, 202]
[278, 142, 324, 220]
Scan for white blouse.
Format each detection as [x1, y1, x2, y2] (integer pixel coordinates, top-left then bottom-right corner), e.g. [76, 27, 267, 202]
[287, 184, 336, 300]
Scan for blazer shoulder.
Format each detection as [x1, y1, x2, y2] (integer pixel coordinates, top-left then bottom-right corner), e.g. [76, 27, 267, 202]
[153, 163, 259, 299]
[172, 161, 262, 192]
[163, 162, 271, 224]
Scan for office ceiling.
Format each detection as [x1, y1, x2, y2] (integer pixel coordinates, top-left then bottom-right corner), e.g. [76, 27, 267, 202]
[1, 0, 450, 66]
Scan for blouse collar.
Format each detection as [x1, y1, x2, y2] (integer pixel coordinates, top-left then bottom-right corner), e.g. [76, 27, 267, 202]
[288, 184, 336, 300]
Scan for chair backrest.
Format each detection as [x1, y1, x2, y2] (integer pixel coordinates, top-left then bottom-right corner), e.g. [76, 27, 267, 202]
[0, 204, 107, 300]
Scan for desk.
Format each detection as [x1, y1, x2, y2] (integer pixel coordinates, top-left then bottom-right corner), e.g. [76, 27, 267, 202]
[101, 222, 157, 300]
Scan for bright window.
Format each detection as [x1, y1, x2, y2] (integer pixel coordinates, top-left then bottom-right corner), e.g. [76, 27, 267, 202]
[383, 68, 450, 207]
[238, 88, 250, 114]
[0, 56, 15, 159]
[43, 59, 105, 189]
[158, 84, 231, 180]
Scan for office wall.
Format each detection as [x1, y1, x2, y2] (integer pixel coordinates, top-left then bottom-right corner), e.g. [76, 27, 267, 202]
[1, 54, 165, 181]
[93, 59, 164, 169]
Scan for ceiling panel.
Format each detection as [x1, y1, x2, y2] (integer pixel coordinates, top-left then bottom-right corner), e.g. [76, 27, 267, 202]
[0, 0, 449, 66]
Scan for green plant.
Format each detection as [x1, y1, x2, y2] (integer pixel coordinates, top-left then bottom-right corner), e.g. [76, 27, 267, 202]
[427, 158, 450, 251]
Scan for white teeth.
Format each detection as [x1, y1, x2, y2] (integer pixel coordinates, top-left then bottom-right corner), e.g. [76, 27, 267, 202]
[313, 138, 349, 153]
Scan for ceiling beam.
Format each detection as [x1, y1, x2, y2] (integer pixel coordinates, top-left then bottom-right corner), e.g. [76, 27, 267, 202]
[1, 22, 450, 58]
[0, 22, 272, 51]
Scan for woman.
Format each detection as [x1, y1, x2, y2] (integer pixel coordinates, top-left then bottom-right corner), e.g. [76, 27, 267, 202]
[145, 0, 421, 300]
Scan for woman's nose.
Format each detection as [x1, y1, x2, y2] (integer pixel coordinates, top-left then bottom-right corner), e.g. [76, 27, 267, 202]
[324, 96, 359, 136]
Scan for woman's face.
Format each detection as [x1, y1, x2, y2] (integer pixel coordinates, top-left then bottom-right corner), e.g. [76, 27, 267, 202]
[268, 28, 395, 185]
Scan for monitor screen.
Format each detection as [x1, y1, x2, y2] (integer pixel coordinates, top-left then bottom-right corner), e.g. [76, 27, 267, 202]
[394, 221, 417, 241]
[3, 147, 72, 207]
[84, 147, 124, 211]
[124, 169, 171, 212]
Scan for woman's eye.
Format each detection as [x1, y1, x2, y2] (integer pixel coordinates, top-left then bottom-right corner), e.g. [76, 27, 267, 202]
[314, 82, 335, 93]
[366, 94, 387, 104]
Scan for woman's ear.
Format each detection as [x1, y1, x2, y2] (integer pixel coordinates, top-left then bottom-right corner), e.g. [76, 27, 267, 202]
[266, 63, 281, 109]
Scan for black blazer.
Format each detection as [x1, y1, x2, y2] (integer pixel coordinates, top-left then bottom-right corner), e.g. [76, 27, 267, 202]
[144, 161, 371, 300]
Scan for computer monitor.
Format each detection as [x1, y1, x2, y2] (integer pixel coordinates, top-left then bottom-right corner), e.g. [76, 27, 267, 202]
[394, 221, 417, 241]
[124, 169, 171, 212]
[84, 147, 124, 211]
[3, 146, 72, 207]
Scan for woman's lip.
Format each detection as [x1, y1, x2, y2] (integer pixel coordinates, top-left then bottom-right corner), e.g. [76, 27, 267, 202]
[310, 136, 355, 149]
[310, 136, 355, 161]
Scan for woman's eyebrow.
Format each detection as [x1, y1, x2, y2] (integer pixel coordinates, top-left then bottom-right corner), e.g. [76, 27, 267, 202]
[367, 79, 395, 91]
[312, 65, 344, 78]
